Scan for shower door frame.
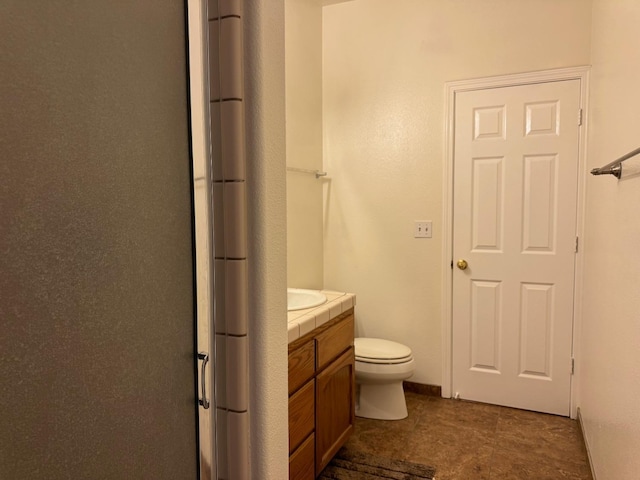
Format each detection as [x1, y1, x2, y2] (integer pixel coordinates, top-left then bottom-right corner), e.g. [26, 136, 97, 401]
[187, 0, 217, 477]
[441, 66, 590, 419]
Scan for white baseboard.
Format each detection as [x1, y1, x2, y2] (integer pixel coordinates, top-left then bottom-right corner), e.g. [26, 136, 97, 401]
[577, 407, 596, 480]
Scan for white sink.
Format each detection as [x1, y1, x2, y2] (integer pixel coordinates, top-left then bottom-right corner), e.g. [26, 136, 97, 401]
[287, 288, 327, 311]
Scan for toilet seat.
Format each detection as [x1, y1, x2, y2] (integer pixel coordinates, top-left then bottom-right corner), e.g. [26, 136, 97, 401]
[355, 338, 413, 364]
[356, 356, 413, 365]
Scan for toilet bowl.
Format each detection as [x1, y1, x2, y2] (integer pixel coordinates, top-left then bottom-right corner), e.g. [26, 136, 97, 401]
[354, 337, 415, 420]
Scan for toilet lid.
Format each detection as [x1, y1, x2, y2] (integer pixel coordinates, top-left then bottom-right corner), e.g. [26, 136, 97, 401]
[354, 337, 413, 362]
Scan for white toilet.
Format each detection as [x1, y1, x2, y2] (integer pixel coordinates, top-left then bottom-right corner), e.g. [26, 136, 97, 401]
[354, 337, 415, 420]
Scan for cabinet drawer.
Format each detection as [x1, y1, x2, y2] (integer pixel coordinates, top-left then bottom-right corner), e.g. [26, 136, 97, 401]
[288, 339, 315, 395]
[315, 314, 354, 371]
[288, 379, 315, 454]
[289, 432, 314, 480]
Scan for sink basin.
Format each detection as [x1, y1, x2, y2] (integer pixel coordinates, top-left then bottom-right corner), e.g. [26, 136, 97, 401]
[287, 288, 327, 311]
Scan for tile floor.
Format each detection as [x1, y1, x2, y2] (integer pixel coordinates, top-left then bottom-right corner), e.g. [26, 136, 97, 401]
[345, 392, 593, 480]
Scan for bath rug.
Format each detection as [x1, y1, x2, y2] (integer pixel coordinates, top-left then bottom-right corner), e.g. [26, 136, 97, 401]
[318, 446, 436, 480]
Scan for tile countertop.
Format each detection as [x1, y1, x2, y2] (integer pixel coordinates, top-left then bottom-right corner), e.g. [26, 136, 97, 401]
[287, 290, 356, 344]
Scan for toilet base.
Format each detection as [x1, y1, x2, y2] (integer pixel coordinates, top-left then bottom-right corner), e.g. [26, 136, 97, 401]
[356, 381, 408, 420]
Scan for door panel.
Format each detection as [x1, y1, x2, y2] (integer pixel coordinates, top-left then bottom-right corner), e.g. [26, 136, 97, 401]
[0, 1, 198, 478]
[452, 80, 580, 416]
[522, 154, 557, 252]
[519, 283, 554, 378]
[471, 157, 503, 251]
[470, 280, 502, 372]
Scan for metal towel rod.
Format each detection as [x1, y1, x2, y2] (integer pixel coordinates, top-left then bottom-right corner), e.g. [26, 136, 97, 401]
[286, 166, 327, 178]
[591, 146, 640, 179]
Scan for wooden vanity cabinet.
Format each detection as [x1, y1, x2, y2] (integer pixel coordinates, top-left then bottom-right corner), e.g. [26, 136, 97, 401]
[288, 309, 355, 479]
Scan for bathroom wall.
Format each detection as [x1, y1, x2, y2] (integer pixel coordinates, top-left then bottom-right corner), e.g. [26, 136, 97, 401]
[285, 0, 324, 288]
[244, 0, 289, 478]
[580, 1, 640, 478]
[322, 0, 592, 385]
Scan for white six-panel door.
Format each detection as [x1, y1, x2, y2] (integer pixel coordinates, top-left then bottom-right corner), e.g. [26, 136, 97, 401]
[452, 80, 581, 416]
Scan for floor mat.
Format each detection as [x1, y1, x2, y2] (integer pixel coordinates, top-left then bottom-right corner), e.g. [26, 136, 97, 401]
[318, 446, 436, 480]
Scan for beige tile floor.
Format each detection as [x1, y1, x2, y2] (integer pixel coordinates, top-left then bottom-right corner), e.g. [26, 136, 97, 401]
[345, 392, 593, 480]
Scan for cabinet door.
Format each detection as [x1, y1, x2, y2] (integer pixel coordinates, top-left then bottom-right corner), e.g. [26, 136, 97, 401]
[315, 347, 355, 475]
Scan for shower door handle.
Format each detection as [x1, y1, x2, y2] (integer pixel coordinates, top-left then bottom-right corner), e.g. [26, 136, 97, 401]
[197, 352, 210, 409]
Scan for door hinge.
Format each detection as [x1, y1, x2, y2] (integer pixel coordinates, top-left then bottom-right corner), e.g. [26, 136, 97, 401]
[571, 357, 575, 375]
[578, 108, 583, 126]
[575, 236, 579, 253]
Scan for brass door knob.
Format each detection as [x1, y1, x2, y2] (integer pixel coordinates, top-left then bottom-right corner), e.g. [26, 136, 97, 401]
[456, 259, 468, 270]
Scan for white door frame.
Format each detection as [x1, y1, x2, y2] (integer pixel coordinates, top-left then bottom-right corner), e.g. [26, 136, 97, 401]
[441, 67, 590, 418]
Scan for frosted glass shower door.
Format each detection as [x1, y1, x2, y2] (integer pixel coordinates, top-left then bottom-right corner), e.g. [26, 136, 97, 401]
[0, 1, 200, 478]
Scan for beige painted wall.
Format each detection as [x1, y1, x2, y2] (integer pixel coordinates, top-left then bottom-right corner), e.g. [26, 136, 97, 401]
[244, 0, 289, 478]
[580, 1, 640, 478]
[322, 0, 592, 385]
[285, 0, 324, 289]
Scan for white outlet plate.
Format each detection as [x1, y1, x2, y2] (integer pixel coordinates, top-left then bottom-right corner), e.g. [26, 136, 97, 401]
[414, 221, 432, 238]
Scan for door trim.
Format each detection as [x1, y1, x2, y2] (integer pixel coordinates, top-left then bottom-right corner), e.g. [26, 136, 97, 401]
[187, 0, 216, 477]
[441, 67, 590, 418]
